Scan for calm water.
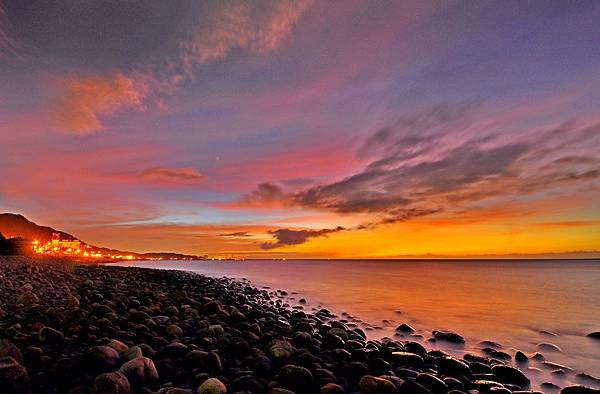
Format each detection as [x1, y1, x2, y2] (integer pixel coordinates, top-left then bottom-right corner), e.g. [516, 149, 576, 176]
[114, 259, 600, 390]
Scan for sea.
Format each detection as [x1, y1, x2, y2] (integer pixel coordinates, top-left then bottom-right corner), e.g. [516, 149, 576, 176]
[113, 259, 600, 391]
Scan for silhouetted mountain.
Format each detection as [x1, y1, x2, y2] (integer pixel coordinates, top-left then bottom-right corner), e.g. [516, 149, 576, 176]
[0, 213, 201, 259]
[0, 213, 74, 242]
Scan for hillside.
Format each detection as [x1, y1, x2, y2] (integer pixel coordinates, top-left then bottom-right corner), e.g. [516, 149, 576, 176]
[0, 213, 73, 242]
[0, 213, 201, 260]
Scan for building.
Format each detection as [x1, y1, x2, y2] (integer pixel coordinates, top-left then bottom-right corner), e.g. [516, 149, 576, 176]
[50, 232, 81, 251]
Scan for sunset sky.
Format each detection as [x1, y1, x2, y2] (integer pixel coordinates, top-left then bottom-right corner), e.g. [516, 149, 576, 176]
[1, 1, 599, 258]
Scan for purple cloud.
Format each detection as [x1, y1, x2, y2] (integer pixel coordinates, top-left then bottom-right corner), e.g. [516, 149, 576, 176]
[242, 104, 600, 228]
[261, 226, 345, 250]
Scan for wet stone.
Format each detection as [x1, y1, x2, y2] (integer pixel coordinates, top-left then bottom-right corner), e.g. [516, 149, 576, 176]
[432, 330, 465, 343]
[560, 386, 600, 394]
[586, 332, 600, 340]
[537, 343, 562, 352]
[491, 365, 530, 388]
[515, 351, 529, 362]
[396, 323, 415, 333]
[391, 351, 424, 368]
[438, 356, 471, 378]
[416, 373, 448, 394]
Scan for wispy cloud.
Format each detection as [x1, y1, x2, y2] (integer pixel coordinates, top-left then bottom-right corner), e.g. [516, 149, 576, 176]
[260, 226, 344, 250]
[219, 231, 253, 238]
[182, 0, 312, 67]
[42, 1, 313, 134]
[54, 73, 143, 134]
[241, 104, 600, 230]
[239, 182, 293, 208]
[139, 166, 206, 184]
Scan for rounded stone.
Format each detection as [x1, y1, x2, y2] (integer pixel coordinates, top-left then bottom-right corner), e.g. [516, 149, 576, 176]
[107, 339, 129, 354]
[16, 291, 38, 306]
[123, 346, 143, 361]
[92, 372, 131, 394]
[207, 325, 224, 337]
[38, 326, 65, 343]
[167, 324, 184, 337]
[416, 373, 448, 394]
[358, 375, 396, 394]
[327, 327, 348, 341]
[118, 357, 159, 385]
[515, 351, 528, 362]
[438, 356, 471, 377]
[391, 351, 424, 368]
[587, 332, 600, 340]
[320, 383, 345, 394]
[269, 340, 293, 362]
[277, 364, 314, 393]
[197, 378, 227, 394]
[537, 343, 562, 352]
[0, 340, 23, 364]
[432, 330, 465, 343]
[398, 380, 432, 394]
[396, 323, 415, 333]
[87, 346, 121, 372]
[491, 365, 530, 387]
[560, 386, 600, 394]
[269, 389, 295, 394]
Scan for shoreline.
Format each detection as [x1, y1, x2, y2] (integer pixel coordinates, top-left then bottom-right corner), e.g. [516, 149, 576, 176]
[0, 256, 598, 394]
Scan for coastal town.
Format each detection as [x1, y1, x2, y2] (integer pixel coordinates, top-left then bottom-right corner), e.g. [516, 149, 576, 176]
[32, 233, 137, 260]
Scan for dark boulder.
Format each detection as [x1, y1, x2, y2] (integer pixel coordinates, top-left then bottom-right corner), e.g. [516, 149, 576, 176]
[416, 373, 448, 394]
[396, 324, 415, 333]
[391, 351, 424, 368]
[358, 375, 396, 394]
[87, 346, 121, 372]
[515, 351, 528, 363]
[438, 357, 471, 377]
[432, 330, 465, 344]
[491, 365, 530, 388]
[398, 380, 432, 394]
[319, 383, 345, 394]
[277, 364, 314, 393]
[561, 386, 600, 394]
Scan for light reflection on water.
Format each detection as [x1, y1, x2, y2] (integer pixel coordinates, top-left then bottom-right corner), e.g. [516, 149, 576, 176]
[113, 259, 600, 390]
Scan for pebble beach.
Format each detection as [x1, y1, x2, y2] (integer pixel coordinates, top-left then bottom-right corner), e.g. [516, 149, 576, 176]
[1, 256, 599, 394]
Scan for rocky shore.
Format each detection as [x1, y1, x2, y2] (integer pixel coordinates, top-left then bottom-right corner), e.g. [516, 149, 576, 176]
[0, 256, 598, 394]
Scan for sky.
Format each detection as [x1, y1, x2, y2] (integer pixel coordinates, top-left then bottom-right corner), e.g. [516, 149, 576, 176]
[1, 1, 599, 258]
